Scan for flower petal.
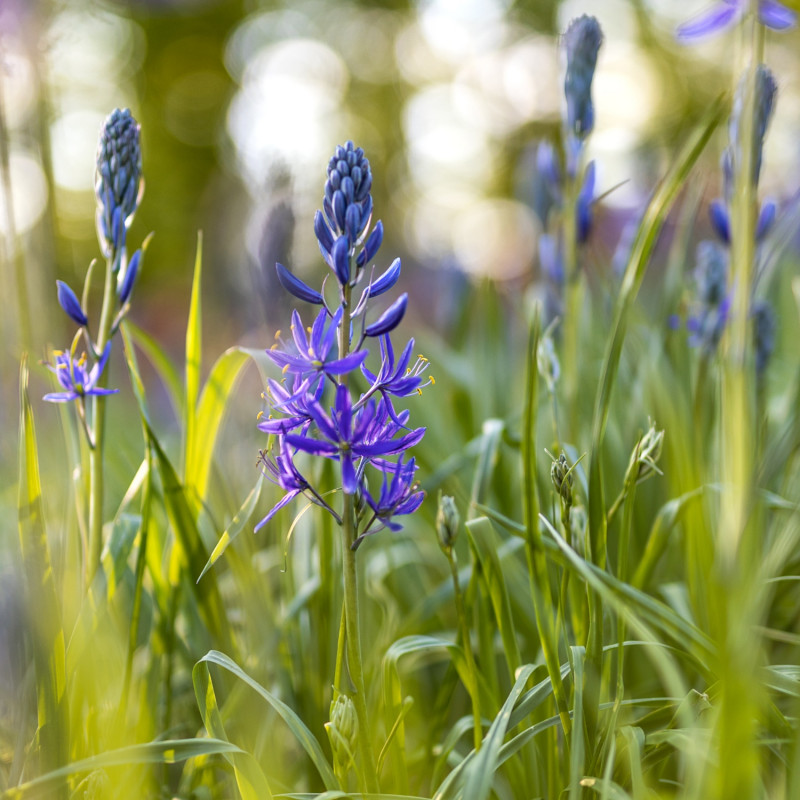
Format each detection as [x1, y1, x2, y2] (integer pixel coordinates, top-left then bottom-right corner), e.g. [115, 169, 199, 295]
[759, 0, 796, 30]
[275, 262, 324, 304]
[43, 391, 78, 403]
[676, 2, 741, 43]
[365, 293, 408, 337]
[254, 489, 301, 533]
[366, 258, 401, 298]
[56, 281, 88, 326]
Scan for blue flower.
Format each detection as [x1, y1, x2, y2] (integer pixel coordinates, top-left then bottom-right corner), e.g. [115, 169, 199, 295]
[266, 307, 368, 382]
[254, 437, 314, 533]
[257, 374, 324, 435]
[44, 343, 118, 403]
[677, 0, 795, 43]
[357, 456, 425, 543]
[361, 335, 431, 424]
[286, 385, 425, 494]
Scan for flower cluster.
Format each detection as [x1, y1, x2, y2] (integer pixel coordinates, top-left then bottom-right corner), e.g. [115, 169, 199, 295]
[46, 109, 147, 412]
[256, 142, 429, 547]
[534, 15, 603, 321]
[681, 66, 780, 370]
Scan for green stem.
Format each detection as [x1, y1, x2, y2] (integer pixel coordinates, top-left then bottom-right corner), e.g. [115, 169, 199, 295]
[335, 278, 380, 793]
[342, 504, 379, 793]
[522, 314, 573, 751]
[562, 149, 582, 437]
[87, 253, 117, 583]
[447, 551, 483, 751]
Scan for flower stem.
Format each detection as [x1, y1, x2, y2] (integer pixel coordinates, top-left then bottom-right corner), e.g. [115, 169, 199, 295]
[336, 281, 380, 793]
[447, 549, 483, 751]
[87, 253, 117, 583]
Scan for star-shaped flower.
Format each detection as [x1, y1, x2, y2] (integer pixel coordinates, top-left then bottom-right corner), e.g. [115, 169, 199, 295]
[677, 0, 795, 43]
[266, 307, 368, 382]
[44, 343, 118, 403]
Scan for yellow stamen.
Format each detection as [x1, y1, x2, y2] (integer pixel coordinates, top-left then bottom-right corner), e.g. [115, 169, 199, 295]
[282, 364, 290, 374]
[430, 376, 436, 385]
[257, 411, 264, 420]
[270, 344, 278, 351]
[417, 388, 423, 396]
[274, 330, 281, 339]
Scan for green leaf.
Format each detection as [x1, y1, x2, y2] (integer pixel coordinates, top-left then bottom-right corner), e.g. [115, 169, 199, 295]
[437, 665, 535, 800]
[185, 231, 204, 481]
[465, 517, 521, 677]
[197, 474, 265, 583]
[2, 739, 242, 799]
[187, 346, 251, 509]
[147, 427, 235, 655]
[568, 647, 586, 800]
[123, 320, 182, 418]
[17, 357, 69, 782]
[587, 97, 725, 568]
[197, 651, 338, 790]
[193, 660, 274, 799]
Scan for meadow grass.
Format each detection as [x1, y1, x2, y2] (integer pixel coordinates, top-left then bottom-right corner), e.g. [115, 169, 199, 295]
[5, 9, 800, 800]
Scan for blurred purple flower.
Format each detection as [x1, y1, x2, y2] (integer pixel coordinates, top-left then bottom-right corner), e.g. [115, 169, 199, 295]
[254, 437, 313, 532]
[358, 456, 425, 543]
[44, 344, 118, 403]
[677, 0, 795, 43]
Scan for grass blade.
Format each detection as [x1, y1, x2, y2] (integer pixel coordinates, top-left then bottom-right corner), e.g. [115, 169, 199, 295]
[193, 660, 274, 799]
[197, 650, 338, 790]
[3, 739, 242, 800]
[17, 357, 69, 784]
[185, 231, 204, 480]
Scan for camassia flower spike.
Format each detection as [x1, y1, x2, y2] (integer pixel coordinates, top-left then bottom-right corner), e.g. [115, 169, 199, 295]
[256, 141, 429, 539]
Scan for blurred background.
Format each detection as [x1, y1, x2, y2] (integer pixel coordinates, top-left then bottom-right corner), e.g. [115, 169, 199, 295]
[1, 0, 799, 564]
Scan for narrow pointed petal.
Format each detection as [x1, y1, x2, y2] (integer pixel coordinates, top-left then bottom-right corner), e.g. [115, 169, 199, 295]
[341, 453, 358, 494]
[356, 220, 384, 268]
[43, 391, 78, 403]
[759, 0, 796, 30]
[756, 199, 776, 240]
[119, 248, 141, 304]
[367, 258, 401, 298]
[314, 210, 335, 254]
[254, 490, 301, 532]
[285, 433, 339, 457]
[676, 3, 740, 42]
[332, 236, 350, 285]
[290, 309, 310, 355]
[324, 350, 369, 374]
[56, 281, 88, 326]
[708, 199, 730, 243]
[276, 262, 324, 304]
[365, 293, 408, 337]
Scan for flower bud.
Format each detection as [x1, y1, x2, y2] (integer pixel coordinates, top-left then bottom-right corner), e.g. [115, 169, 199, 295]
[537, 325, 561, 393]
[95, 108, 143, 261]
[550, 451, 574, 507]
[56, 280, 88, 327]
[327, 693, 358, 771]
[624, 420, 664, 487]
[563, 15, 603, 140]
[436, 493, 460, 551]
[751, 299, 776, 377]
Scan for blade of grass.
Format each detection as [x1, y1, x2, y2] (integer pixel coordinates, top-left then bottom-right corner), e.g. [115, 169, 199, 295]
[193, 660, 275, 799]
[2, 739, 243, 800]
[17, 357, 69, 786]
[185, 231, 203, 480]
[197, 650, 338, 791]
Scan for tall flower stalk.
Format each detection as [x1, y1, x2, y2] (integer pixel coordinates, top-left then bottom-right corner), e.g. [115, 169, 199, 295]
[45, 108, 146, 584]
[256, 142, 428, 792]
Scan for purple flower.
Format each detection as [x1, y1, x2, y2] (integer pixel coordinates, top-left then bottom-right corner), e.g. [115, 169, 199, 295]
[677, 0, 796, 43]
[257, 374, 324, 434]
[361, 336, 431, 424]
[266, 307, 368, 382]
[286, 385, 425, 494]
[44, 343, 118, 403]
[254, 437, 313, 532]
[357, 456, 425, 544]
